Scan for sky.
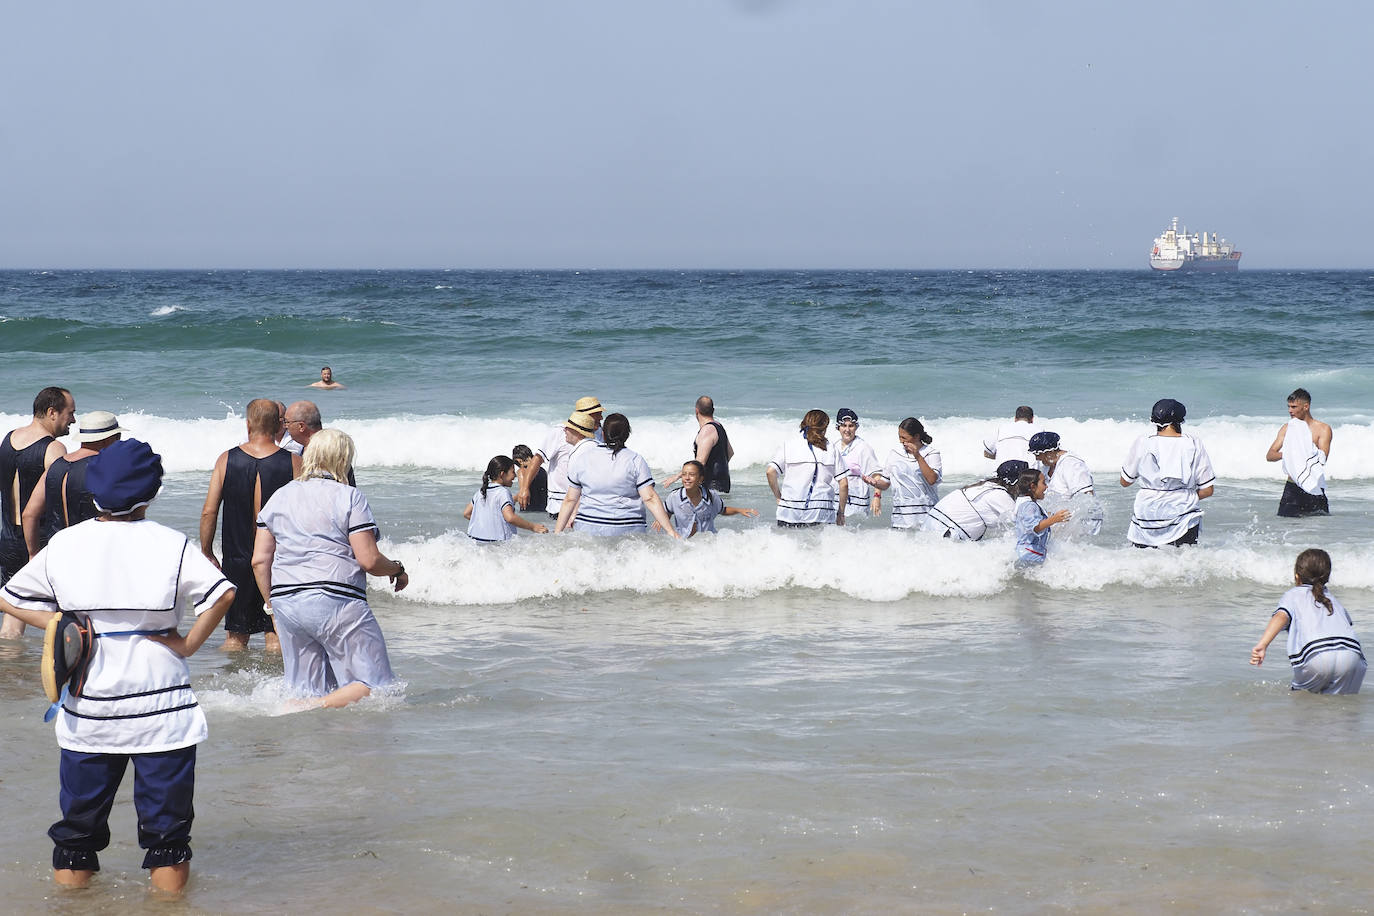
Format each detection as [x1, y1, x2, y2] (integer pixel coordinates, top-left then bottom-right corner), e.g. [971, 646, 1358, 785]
[2, 1, 1369, 269]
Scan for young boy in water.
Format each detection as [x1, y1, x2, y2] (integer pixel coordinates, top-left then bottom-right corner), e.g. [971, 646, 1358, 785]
[0, 439, 235, 894]
[663, 460, 758, 537]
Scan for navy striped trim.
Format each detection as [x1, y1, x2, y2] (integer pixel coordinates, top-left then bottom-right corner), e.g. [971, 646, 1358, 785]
[64, 701, 199, 721]
[192, 577, 232, 609]
[270, 579, 367, 601]
[77, 682, 190, 702]
[1, 586, 57, 605]
[1291, 636, 1365, 666]
[348, 523, 379, 533]
[574, 512, 647, 527]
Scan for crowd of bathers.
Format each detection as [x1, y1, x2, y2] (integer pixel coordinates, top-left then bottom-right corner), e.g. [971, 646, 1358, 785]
[0, 382, 1356, 893]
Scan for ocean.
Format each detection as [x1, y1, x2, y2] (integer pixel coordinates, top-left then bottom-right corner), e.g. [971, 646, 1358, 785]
[2, 268, 1373, 913]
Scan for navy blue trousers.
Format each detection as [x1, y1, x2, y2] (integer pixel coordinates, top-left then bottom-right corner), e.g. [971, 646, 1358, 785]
[49, 745, 196, 871]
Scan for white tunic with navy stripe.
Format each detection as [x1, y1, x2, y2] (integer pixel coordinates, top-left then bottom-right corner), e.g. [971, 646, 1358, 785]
[1043, 452, 1094, 498]
[924, 481, 1015, 541]
[467, 484, 515, 542]
[2, 518, 233, 754]
[1276, 585, 1366, 694]
[538, 426, 592, 515]
[882, 445, 942, 529]
[667, 487, 724, 537]
[566, 443, 656, 534]
[769, 436, 849, 525]
[1120, 433, 1215, 546]
[834, 436, 881, 513]
[257, 477, 378, 603]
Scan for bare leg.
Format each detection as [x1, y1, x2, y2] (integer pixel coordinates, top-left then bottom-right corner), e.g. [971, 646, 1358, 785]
[149, 862, 189, 894]
[220, 632, 248, 652]
[320, 682, 372, 708]
[0, 616, 26, 639]
[264, 630, 281, 654]
[53, 868, 93, 888]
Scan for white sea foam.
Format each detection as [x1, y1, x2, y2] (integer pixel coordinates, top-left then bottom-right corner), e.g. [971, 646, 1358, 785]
[5, 410, 1372, 480]
[149, 304, 188, 316]
[381, 528, 1374, 607]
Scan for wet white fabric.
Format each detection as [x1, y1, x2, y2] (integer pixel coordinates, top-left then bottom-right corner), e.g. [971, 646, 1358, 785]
[983, 421, 1041, 467]
[1275, 585, 1366, 694]
[924, 481, 1015, 541]
[467, 484, 515, 542]
[769, 436, 849, 526]
[1281, 418, 1326, 496]
[1120, 433, 1215, 547]
[1, 519, 232, 753]
[881, 445, 942, 529]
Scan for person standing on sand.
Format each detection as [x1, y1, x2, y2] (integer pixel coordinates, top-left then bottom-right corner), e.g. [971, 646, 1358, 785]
[200, 399, 301, 652]
[1265, 387, 1332, 517]
[0, 438, 235, 894]
[309, 366, 345, 390]
[0, 386, 75, 640]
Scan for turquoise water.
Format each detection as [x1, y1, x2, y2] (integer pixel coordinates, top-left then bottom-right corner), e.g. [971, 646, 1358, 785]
[3, 269, 1374, 912]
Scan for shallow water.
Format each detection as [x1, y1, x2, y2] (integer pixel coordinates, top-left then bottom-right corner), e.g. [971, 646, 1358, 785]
[3, 270, 1373, 912]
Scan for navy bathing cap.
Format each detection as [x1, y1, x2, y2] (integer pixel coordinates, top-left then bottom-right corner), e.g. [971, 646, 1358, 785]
[836, 408, 858, 424]
[1028, 431, 1060, 453]
[86, 438, 164, 515]
[996, 459, 1029, 484]
[1151, 398, 1186, 425]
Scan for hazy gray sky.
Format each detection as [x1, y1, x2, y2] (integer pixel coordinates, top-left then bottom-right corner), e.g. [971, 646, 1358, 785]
[3, 2, 1367, 268]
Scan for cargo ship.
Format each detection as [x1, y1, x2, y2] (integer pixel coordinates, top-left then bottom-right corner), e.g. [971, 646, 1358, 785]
[1149, 217, 1241, 271]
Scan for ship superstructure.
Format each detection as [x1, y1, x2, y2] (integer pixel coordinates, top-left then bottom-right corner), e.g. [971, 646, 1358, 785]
[1149, 217, 1241, 271]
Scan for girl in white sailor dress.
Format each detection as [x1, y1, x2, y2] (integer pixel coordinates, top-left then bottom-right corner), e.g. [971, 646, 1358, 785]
[865, 417, 941, 529]
[1251, 548, 1366, 695]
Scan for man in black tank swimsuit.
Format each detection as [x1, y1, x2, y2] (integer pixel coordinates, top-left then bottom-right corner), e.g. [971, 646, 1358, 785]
[200, 399, 302, 651]
[0, 386, 75, 639]
[22, 410, 127, 558]
[665, 395, 735, 494]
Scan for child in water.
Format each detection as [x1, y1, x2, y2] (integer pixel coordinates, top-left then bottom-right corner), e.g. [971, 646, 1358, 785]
[1251, 548, 1366, 694]
[1012, 469, 1071, 567]
[464, 455, 549, 541]
[663, 460, 758, 537]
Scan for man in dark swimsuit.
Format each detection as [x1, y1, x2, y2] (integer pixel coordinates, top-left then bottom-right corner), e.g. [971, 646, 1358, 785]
[0, 386, 75, 639]
[200, 398, 302, 651]
[23, 410, 127, 557]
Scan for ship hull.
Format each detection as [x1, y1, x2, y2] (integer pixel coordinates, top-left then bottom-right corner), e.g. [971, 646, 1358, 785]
[1150, 253, 1242, 272]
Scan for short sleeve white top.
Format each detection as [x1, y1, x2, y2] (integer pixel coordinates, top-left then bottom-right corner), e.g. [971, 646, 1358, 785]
[1, 518, 234, 754]
[882, 445, 942, 529]
[467, 484, 515, 542]
[768, 435, 849, 525]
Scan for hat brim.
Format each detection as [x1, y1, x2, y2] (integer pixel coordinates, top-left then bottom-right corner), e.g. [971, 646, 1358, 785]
[41, 612, 92, 704]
